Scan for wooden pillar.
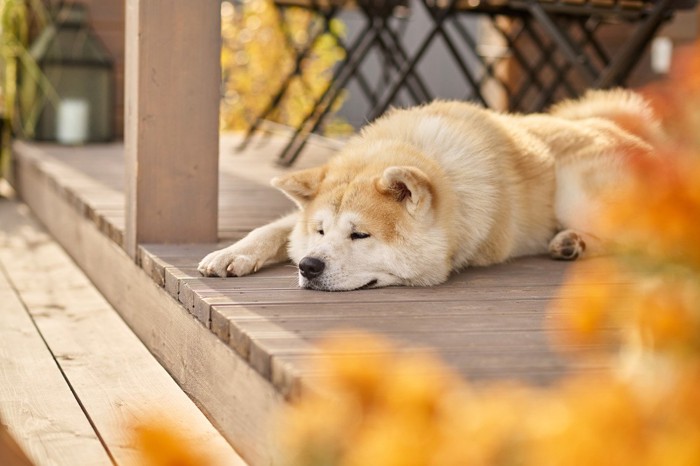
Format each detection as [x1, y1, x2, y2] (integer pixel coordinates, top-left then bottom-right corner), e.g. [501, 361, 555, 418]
[124, 0, 220, 258]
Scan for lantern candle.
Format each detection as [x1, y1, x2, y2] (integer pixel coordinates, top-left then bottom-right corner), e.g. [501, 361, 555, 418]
[28, 3, 114, 143]
[56, 99, 89, 145]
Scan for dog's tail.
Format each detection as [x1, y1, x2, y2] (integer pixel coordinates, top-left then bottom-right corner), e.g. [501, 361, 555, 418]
[549, 88, 663, 145]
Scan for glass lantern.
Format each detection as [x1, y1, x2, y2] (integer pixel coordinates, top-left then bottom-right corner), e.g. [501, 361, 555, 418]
[29, 3, 114, 144]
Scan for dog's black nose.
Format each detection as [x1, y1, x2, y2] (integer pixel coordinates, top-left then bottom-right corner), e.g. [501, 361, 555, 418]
[299, 257, 325, 279]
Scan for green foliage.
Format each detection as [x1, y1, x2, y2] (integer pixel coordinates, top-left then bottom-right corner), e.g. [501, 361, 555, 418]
[0, 0, 51, 178]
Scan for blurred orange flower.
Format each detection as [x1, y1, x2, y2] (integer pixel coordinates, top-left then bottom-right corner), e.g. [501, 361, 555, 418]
[550, 258, 628, 350]
[527, 375, 646, 466]
[596, 149, 700, 270]
[132, 418, 215, 466]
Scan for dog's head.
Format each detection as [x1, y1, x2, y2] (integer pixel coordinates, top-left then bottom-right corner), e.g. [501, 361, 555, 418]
[272, 151, 452, 291]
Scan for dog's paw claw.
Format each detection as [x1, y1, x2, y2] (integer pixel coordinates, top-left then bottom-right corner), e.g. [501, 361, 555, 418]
[226, 255, 257, 277]
[549, 230, 586, 261]
[198, 249, 259, 277]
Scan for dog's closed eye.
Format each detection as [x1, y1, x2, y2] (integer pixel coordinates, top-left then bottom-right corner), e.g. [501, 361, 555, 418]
[350, 232, 371, 240]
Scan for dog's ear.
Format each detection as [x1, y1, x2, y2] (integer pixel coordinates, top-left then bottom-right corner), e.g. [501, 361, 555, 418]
[375, 166, 433, 217]
[271, 166, 327, 208]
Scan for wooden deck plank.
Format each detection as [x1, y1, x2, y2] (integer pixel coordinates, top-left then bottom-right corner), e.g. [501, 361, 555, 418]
[12, 153, 286, 466]
[0, 422, 34, 466]
[0, 212, 112, 466]
[184, 285, 560, 305]
[202, 288, 594, 393]
[235, 322, 571, 380]
[0, 201, 246, 466]
[138, 244, 225, 287]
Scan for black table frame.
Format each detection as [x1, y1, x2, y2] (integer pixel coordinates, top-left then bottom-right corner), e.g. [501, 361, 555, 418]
[239, 0, 696, 165]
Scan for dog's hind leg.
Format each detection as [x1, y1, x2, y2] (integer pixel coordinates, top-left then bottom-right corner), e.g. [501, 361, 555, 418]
[548, 229, 605, 260]
[198, 212, 298, 277]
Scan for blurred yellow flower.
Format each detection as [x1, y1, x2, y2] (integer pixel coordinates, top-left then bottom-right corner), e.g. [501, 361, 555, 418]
[131, 417, 214, 466]
[551, 258, 627, 350]
[527, 375, 646, 466]
[220, 0, 350, 135]
[630, 277, 700, 354]
[596, 150, 700, 271]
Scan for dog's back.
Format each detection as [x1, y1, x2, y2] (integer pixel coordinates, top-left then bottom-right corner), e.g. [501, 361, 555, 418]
[549, 88, 663, 145]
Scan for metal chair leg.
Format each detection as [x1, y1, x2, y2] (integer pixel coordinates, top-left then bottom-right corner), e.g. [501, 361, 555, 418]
[238, 4, 341, 151]
[278, 23, 384, 165]
[368, 0, 459, 121]
[595, 0, 674, 87]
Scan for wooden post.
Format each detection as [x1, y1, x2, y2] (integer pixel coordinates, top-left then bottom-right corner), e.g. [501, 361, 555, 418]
[124, 0, 220, 259]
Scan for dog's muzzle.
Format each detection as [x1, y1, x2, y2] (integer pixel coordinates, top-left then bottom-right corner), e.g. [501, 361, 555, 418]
[299, 256, 325, 279]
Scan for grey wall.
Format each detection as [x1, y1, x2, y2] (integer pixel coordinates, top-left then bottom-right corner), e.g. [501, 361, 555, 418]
[333, 3, 484, 128]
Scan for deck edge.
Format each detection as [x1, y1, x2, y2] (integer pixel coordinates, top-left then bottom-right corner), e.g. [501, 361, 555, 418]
[11, 144, 285, 466]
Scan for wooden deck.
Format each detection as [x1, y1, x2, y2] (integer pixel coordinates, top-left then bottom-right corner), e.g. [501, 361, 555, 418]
[0, 194, 246, 466]
[9, 135, 610, 465]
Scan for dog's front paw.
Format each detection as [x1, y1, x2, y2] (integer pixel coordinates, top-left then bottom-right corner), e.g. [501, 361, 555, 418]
[198, 248, 260, 277]
[549, 230, 586, 261]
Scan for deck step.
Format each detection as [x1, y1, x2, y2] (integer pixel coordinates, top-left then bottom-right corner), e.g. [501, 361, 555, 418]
[0, 195, 247, 466]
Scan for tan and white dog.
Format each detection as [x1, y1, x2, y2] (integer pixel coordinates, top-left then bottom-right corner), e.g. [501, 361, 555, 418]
[198, 89, 660, 291]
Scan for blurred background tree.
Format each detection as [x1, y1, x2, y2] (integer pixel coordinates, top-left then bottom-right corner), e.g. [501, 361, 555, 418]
[220, 0, 353, 136]
[0, 0, 52, 179]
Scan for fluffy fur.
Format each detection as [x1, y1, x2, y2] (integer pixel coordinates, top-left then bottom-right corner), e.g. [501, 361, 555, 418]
[199, 89, 659, 291]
